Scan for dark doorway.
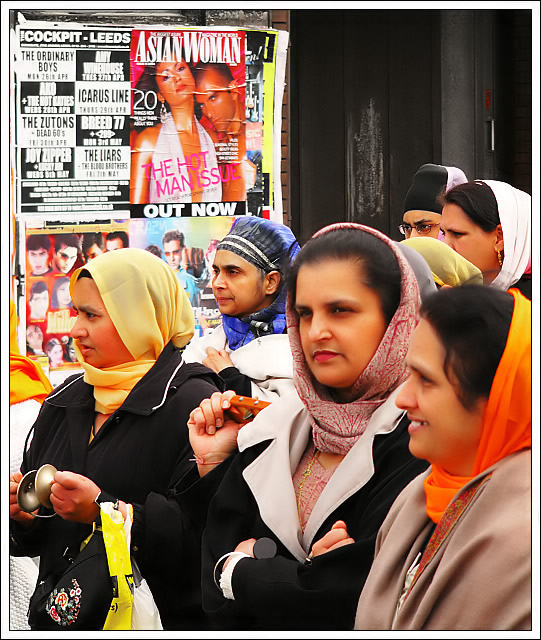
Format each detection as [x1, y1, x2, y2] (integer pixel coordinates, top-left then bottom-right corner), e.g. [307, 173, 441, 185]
[289, 9, 442, 244]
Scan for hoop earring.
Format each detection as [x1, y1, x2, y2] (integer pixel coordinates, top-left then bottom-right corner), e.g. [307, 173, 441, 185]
[497, 250, 503, 267]
[160, 100, 167, 123]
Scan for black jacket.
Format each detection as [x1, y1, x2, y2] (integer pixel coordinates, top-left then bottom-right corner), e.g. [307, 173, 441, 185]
[201, 414, 429, 630]
[10, 341, 223, 630]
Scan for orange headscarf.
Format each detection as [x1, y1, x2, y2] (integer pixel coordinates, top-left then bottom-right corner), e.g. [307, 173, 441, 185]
[424, 288, 531, 523]
[9, 301, 53, 406]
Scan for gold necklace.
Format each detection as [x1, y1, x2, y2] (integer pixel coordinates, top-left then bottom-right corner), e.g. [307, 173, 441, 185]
[297, 449, 320, 532]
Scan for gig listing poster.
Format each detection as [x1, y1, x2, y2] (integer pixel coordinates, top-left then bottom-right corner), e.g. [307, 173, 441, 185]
[11, 19, 288, 376]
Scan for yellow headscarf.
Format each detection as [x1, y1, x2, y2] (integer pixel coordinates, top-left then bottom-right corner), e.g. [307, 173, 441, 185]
[69, 248, 195, 414]
[401, 237, 483, 287]
[10, 301, 53, 405]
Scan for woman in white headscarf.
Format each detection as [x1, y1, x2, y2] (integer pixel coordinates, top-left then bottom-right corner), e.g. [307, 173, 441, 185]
[440, 180, 531, 298]
[9, 248, 223, 630]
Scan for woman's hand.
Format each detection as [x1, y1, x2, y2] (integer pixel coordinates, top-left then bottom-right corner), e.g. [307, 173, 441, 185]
[310, 520, 355, 557]
[50, 471, 100, 524]
[223, 538, 257, 571]
[9, 472, 36, 526]
[187, 390, 242, 476]
[203, 347, 234, 374]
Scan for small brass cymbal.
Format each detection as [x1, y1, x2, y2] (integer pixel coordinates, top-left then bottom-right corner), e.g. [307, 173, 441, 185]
[17, 470, 40, 513]
[16, 464, 58, 513]
[35, 464, 57, 509]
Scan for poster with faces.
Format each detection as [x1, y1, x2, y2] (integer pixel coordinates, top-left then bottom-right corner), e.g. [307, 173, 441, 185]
[127, 215, 235, 337]
[24, 221, 129, 374]
[12, 19, 288, 383]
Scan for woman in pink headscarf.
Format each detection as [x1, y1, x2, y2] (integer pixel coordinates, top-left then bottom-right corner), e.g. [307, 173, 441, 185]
[187, 224, 429, 629]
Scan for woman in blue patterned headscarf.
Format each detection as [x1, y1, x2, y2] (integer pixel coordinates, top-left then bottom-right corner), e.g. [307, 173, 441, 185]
[183, 216, 300, 401]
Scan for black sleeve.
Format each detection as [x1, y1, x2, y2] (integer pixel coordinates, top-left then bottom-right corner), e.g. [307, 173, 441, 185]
[201, 420, 429, 630]
[218, 366, 253, 397]
[126, 374, 232, 628]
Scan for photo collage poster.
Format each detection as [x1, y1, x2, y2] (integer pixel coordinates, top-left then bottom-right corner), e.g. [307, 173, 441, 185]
[11, 20, 287, 380]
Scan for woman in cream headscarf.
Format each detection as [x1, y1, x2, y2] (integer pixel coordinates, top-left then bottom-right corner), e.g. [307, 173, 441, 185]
[400, 236, 483, 288]
[354, 286, 531, 630]
[9, 249, 223, 630]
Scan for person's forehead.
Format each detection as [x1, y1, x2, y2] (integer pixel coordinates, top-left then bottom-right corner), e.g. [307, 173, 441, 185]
[164, 240, 182, 250]
[214, 249, 255, 270]
[58, 244, 77, 254]
[197, 68, 229, 91]
[156, 60, 185, 73]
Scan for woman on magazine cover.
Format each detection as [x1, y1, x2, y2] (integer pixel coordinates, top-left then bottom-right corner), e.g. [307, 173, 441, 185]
[130, 60, 221, 205]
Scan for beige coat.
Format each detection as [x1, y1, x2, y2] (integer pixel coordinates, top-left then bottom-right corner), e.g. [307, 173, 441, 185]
[355, 449, 532, 631]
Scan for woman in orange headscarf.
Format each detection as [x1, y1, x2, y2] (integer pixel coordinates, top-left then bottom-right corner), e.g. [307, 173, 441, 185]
[353, 285, 531, 630]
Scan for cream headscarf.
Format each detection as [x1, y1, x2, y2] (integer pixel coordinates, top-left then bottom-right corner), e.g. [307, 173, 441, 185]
[69, 248, 195, 414]
[401, 236, 483, 287]
[481, 180, 531, 291]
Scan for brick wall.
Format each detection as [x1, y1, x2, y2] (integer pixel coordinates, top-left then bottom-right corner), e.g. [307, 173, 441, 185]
[271, 10, 291, 227]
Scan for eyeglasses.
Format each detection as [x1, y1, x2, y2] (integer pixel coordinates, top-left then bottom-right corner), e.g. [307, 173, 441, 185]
[398, 223, 440, 236]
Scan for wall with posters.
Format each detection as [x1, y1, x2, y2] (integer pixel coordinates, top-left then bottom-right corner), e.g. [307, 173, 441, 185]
[10, 17, 288, 384]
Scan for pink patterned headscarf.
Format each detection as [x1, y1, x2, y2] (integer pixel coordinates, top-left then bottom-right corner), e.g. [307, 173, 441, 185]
[287, 223, 420, 455]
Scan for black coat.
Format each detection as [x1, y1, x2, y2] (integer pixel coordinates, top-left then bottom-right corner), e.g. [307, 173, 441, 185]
[10, 341, 223, 630]
[201, 414, 429, 630]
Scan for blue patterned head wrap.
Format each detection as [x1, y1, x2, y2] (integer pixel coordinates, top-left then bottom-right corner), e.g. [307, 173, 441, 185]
[218, 217, 300, 350]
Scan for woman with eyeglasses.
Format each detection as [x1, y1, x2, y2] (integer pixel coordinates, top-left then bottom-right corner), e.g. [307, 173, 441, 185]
[439, 180, 531, 299]
[399, 164, 468, 240]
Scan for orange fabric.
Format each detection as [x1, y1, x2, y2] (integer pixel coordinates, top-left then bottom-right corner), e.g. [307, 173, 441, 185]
[424, 288, 531, 523]
[472, 288, 531, 475]
[9, 301, 53, 406]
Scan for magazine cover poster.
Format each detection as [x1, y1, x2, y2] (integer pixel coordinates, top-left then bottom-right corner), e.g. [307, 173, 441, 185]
[128, 216, 235, 336]
[130, 29, 260, 217]
[24, 222, 130, 373]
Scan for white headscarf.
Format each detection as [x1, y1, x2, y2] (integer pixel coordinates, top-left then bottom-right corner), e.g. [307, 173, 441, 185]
[481, 180, 531, 291]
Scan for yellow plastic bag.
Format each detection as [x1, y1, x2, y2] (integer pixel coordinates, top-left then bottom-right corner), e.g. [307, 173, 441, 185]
[100, 503, 134, 630]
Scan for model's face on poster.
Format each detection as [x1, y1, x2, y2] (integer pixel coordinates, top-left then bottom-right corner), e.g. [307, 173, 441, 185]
[26, 324, 43, 351]
[28, 247, 50, 275]
[106, 238, 125, 251]
[395, 318, 486, 476]
[56, 280, 72, 308]
[29, 289, 49, 319]
[47, 343, 64, 367]
[163, 240, 183, 271]
[55, 244, 78, 274]
[85, 243, 104, 261]
[195, 68, 238, 134]
[294, 258, 387, 399]
[156, 60, 196, 107]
